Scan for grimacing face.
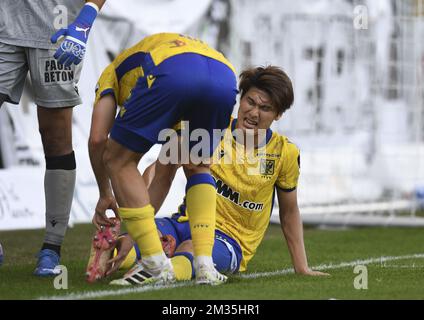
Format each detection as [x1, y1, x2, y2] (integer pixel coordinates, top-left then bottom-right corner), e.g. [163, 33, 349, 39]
[236, 87, 281, 133]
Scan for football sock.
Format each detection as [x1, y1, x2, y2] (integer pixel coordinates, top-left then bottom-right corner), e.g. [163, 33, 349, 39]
[115, 237, 140, 270]
[117, 248, 137, 270]
[119, 205, 164, 258]
[186, 173, 216, 257]
[43, 151, 76, 247]
[116, 247, 194, 280]
[171, 253, 194, 281]
[41, 243, 61, 256]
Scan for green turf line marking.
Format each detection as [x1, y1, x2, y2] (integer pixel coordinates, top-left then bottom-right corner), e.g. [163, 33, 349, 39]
[37, 253, 424, 300]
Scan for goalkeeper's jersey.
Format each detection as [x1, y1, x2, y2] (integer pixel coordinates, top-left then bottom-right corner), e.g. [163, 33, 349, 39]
[0, 0, 84, 49]
[95, 32, 235, 107]
[176, 119, 300, 271]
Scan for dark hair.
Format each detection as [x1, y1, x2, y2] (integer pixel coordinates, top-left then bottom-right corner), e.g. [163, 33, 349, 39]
[239, 66, 294, 115]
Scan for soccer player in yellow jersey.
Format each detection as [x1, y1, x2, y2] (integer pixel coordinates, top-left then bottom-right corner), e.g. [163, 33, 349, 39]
[88, 33, 238, 285]
[107, 66, 329, 281]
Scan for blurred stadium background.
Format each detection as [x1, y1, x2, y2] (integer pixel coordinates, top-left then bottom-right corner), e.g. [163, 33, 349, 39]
[1, 0, 424, 231]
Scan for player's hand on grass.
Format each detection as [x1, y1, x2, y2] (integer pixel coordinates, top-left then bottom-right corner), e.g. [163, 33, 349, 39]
[50, 3, 99, 66]
[106, 235, 134, 276]
[92, 195, 120, 230]
[305, 270, 330, 276]
[297, 268, 330, 276]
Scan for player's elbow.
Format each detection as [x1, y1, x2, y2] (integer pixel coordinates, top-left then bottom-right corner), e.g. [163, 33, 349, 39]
[88, 134, 107, 151]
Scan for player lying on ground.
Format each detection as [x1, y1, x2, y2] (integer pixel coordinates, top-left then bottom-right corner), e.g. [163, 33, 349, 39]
[88, 33, 238, 285]
[91, 66, 329, 284]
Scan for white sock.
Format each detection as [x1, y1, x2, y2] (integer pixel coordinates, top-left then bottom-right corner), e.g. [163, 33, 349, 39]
[194, 256, 214, 269]
[142, 253, 171, 273]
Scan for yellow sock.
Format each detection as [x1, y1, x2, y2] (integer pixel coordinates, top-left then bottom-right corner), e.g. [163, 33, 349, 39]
[117, 247, 194, 280]
[119, 205, 163, 257]
[186, 175, 216, 257]
[115, 246, 137, 270]
[171, 254, 193, 281]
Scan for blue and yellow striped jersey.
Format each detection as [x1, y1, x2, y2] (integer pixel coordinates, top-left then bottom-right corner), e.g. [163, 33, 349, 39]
[94, 33, 235, 107]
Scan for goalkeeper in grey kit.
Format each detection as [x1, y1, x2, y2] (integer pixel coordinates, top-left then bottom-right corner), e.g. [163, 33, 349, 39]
[0, 0, 105, 275]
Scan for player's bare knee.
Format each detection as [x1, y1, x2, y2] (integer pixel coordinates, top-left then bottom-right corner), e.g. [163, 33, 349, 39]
[88, 134, 107, 151]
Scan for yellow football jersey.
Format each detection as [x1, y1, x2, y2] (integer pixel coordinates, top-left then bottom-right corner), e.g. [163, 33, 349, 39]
[212, 119, 300, 271]
[94, 33, 235, 107]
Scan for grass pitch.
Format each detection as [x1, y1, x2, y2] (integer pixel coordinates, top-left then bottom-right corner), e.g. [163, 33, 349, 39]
[0, 223, 423, 300]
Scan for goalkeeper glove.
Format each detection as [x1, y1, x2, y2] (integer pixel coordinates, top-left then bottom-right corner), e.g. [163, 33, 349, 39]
[51, 3, 99, 67]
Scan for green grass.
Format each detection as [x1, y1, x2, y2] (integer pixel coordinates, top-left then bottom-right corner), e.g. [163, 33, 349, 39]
[0, 224, 423, 300]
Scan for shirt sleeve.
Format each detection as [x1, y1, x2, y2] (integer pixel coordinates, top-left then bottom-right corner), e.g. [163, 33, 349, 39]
[94, 63, 119, 105]
[275, 138, 300, 192]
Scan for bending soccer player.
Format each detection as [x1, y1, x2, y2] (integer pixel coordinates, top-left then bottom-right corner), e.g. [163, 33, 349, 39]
[107, 66, 329, 280]
[0, 0, 105, 276]
[89, 33, 237, 285]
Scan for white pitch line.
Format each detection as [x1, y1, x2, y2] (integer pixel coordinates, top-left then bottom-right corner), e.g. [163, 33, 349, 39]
[239, 253, 424, 279]
[38, 282, 192, 300]
[38, 253, 424, 300]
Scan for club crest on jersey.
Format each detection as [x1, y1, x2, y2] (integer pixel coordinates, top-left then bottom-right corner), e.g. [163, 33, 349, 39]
[260, 159, 275, 176]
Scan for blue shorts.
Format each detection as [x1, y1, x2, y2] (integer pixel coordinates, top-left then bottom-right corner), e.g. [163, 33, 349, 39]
[110, 53, 237, 155]
[155, 217, 242, 274]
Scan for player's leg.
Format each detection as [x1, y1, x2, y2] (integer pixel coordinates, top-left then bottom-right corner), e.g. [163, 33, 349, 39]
[212, 232, 242, 274]
[108, 218, 180, 276]
[0, 42, 28, 108]
[183, 56, 238, 284]
[35, 106, 76, 275]
[166, 231, 242, 282]
[28, 47, 81, 276]
[111, 217, 192, 285]
[104, 138, 175, 285]
[0, 43, 27, 269]
[182, 162, 224, 284]
[158, 218, 193, 281]
[106, 53, 196, 285]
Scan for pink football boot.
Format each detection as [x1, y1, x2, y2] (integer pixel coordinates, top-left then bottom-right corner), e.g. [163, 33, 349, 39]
[86, 218, 121, 283]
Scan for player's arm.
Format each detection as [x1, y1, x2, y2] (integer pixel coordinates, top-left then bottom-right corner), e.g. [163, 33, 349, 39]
[86, 0, 106, 9]
[143, 133, 182, 212]
[88, 95, 119, 228]
[277, 188, 329, 276]
[143, 160, 180, 213]
[50, 1, 106, 66]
